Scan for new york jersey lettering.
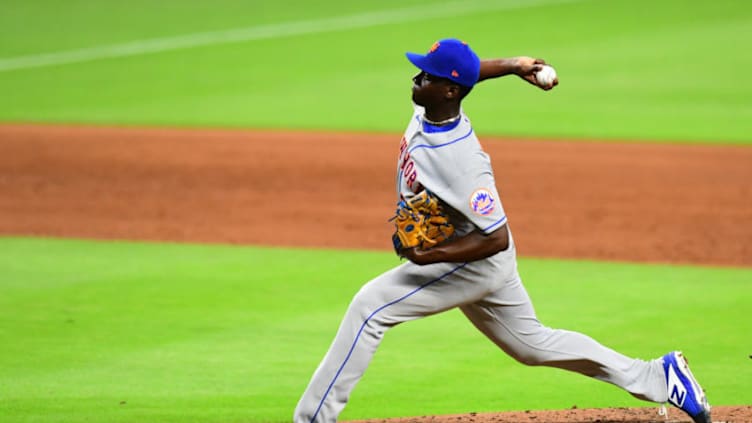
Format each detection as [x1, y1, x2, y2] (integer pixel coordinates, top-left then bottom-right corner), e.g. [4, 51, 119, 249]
[398, 136, 419, 191]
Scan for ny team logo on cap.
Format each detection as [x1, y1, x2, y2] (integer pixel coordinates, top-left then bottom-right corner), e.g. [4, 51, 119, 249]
[429, 40, 468, 52]
[470, 189, 495, 216]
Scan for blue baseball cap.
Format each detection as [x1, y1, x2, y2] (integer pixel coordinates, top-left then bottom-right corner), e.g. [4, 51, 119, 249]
[406, 38, 480, 88]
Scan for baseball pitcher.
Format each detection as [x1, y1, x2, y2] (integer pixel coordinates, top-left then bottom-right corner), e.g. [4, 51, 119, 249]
[293, 39, 711, 423]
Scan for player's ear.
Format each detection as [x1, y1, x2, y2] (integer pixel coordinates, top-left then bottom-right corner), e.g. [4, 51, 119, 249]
[445, 84, 461, 100]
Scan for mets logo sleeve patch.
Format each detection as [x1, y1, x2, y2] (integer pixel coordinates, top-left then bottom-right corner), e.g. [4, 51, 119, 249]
[459, 170, 506, 234]
[470, 188, 495, 216]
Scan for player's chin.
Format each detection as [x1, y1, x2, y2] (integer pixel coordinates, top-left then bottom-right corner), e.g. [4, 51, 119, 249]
[411, 91, 424, 106]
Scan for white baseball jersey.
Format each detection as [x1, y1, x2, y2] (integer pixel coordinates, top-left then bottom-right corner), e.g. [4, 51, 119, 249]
[397, 104, 508, 238]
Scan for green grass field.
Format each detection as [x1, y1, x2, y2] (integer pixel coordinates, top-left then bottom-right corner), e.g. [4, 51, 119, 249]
[1, 0, 751, 143]
[1, 1, 751, 422]
[1, 237, 750, 423]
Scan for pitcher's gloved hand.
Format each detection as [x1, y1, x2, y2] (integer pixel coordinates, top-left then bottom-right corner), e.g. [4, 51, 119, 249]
[390, 190, 454, 257]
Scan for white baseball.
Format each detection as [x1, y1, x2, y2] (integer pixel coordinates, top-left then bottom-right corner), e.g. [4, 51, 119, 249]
[535, 65, 557, 86]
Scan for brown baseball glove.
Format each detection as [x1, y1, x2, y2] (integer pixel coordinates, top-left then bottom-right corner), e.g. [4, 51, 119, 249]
[391, 190, 454, 256]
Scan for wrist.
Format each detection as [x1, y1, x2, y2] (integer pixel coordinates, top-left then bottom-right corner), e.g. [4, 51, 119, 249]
[405, 247, 439, 265]
[511, 57, 527, 76]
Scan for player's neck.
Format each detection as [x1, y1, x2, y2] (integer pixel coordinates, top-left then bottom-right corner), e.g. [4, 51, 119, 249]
[423, 113, 461, 126]
[423, 105, 461, 126]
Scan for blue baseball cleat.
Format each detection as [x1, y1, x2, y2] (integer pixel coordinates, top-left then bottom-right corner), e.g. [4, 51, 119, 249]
[662, 351, 711, 423]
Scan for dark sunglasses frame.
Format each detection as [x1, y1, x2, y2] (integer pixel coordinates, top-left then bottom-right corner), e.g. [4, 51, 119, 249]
[413, 71, 456, 86]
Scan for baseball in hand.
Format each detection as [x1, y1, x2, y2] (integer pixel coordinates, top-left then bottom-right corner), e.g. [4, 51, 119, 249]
[535, 65, 557, 87]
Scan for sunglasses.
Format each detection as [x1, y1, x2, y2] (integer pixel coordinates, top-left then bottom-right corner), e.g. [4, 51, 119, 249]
[413, 71, 455, 85]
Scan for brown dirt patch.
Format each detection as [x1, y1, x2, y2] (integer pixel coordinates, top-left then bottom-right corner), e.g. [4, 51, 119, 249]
[349, 405, 749, 422]
[1, 123, 750, 266]
[0, 123, 750, 422]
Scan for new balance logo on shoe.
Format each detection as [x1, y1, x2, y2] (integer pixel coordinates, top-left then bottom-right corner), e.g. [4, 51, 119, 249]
[667, 364, 687, 407]
[662, 351, 711, 423]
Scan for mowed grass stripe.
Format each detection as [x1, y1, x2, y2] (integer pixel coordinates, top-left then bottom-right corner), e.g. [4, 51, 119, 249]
[0, 0, 576, 72]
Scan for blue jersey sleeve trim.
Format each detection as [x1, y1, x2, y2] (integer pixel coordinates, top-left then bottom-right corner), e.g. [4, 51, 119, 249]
[309, 262, 469, 422]
[408, 127, 474, 154]
[482, 215, 507, 233]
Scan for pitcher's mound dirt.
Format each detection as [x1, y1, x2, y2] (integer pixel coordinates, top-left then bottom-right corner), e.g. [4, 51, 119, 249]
[349, 405, 749, 422]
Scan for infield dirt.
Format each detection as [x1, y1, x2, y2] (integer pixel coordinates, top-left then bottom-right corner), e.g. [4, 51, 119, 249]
[0, 124, 750, 422]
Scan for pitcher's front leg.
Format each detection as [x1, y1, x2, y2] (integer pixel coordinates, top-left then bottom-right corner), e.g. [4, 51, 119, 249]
[294, 261, 474, 423]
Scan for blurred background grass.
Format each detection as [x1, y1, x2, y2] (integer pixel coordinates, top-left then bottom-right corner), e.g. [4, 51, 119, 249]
[0, 0, 750, 143]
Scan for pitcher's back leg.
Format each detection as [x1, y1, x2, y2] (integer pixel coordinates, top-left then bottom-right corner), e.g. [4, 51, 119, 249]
[460, 275, 667, 402]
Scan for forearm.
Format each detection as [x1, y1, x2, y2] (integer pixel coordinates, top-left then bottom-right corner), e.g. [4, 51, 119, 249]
[404, 224, 510, 265]
[478, 58, 523, 82]
[478, 56, 556, 90]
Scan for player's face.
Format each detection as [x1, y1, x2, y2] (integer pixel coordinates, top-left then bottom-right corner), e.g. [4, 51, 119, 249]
[411, 71, 454, 107]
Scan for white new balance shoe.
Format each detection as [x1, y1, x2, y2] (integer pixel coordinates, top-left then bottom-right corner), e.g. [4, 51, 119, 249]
[662, 351, 711, 423]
